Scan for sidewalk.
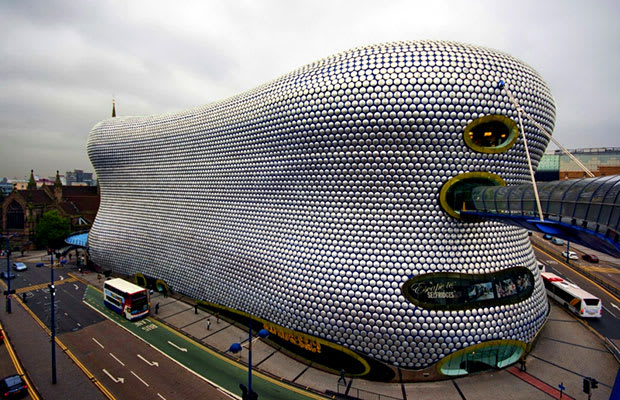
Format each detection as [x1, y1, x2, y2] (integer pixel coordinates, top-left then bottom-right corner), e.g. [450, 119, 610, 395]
[72, 268, 618, 400]
[0, 286, 107, 400]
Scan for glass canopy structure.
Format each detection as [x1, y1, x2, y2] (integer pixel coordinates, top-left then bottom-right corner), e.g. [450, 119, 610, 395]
[459, 175, 620, 257]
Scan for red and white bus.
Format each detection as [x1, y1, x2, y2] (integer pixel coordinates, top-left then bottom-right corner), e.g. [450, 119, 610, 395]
[103, 278, 150, 320]
[541, 272, 602, 318]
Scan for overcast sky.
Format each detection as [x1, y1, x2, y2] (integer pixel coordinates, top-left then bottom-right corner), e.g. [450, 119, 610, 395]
[1, 0, 619, 179]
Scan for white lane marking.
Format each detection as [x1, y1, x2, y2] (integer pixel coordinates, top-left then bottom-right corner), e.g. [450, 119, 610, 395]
[92, 338, 105, 349]
[60, 275, 64, 280]
[611, 303, 620, 311]
[103, 369, 125, 383]
[74, 284, 79, 290]
[131, 370, 150, 387]
[216, 387, 238, 399]
[157, 394, 167, 400]
[82, 301, 245, 400]
[137, 354, 159, 367]
[109, 352, 125, 366]
[167, 340, 188, 352]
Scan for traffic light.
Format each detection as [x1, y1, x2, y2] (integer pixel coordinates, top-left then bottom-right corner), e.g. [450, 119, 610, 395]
[583, 377, 590, 394]
[590, 378, 598, 389]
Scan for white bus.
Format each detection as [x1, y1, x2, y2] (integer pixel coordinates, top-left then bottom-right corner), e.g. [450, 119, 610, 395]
[541, 272, 602, 318]
[103, 278, 150, 321]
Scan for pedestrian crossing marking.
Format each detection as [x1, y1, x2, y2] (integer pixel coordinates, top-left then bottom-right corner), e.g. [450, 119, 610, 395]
[15, 276, 78, 294]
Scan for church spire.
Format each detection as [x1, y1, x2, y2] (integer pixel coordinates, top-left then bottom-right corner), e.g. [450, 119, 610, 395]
[27, 169, 36, 189]
[54, 170, 62, 188]
[112, 98, 116, 118]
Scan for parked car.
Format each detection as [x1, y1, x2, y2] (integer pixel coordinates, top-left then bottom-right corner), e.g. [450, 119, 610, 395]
[562, 251, 578, 260]
[0, 271, 16, 280]
[0, 374, 28, 397]
[12, 262, 27, 271]
[582, 254, 599, 263]
[551, 237, 565, 245]
[543, 234, 553, 240]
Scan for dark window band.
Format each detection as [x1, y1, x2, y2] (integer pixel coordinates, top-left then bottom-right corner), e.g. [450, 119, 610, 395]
[402, 267, 534, 310]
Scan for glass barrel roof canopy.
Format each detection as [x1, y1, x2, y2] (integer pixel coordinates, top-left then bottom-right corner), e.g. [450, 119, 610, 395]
[463, 175, 620, 257]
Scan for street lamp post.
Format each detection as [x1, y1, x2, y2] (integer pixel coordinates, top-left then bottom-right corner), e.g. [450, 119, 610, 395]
[49, 250, 58, 384]
[3, 232, 17, 314]
[229, 317, 269, 400]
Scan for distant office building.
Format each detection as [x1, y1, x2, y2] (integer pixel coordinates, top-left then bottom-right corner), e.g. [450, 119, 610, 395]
[66, 169, 95, 186]
[0, 178, 13, 196]
[535, 147, 620, 181]
[534, 154, 560, 181]
[12, 181, 28, 190]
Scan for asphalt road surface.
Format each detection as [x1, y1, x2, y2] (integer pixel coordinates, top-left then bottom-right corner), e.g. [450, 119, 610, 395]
[532, 237, 620, 347]
[5, 260, 232, 400]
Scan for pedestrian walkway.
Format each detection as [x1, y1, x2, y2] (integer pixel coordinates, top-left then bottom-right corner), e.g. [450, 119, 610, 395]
[69, 267, 618, 400]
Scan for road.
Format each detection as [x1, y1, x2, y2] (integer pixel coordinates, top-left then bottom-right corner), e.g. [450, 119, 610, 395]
[2, 261, 232, 400]
[0, 326, 33, 399]
[61, 320, 232, 400]
[532, 235, 620, 348]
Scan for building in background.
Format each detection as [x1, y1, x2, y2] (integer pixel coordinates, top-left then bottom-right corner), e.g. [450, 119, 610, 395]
[66, 169, 96, 186]
[1, 172, 99, 246]
[0, 178, 13, 197]
[535, 147, 620, 181]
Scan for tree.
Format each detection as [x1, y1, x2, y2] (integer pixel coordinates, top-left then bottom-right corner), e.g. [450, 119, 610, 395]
[34, 210, 71, 249]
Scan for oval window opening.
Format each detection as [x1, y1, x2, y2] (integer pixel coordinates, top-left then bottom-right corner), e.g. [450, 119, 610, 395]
[401, 266, 534, 311]
[439, 172, 506, 220]
[464, 115, 519, 153]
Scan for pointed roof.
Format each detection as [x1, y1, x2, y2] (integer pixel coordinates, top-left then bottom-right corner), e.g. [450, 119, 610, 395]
[27, 169, 36, 190]
[54, 170, 62, 188]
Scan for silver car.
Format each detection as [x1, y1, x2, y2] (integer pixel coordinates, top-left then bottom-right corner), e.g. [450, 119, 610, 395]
[13, 262, 27, 271]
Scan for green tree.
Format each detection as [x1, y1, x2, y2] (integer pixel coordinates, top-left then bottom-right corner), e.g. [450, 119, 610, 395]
[34, 210, 71, 249]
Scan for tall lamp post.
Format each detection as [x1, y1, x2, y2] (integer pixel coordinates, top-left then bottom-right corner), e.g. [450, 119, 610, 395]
[229, 317, 269, 400]
[3, 232, 17, 313]
[48, 250, 61, 384]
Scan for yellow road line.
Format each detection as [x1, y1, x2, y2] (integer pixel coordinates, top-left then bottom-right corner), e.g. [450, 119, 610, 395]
[12, 289, 117, 399]
[533, 243, 620, 304]
[0, 319, 40, 400]
[15, 276, 78, 294]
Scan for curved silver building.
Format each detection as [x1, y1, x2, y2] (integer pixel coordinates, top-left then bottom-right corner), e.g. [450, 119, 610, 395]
[87, 40, 555, 381]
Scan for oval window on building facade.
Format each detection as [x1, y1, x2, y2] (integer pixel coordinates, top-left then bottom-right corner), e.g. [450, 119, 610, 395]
[463, 115, 519, 153]
[401, 266, 535, 310]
